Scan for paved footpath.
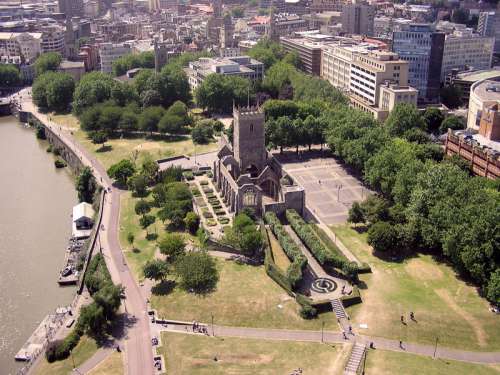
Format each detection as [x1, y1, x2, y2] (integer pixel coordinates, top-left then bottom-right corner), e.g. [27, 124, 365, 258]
[20, 89, 154, 375]
[153, 321, 500, 365]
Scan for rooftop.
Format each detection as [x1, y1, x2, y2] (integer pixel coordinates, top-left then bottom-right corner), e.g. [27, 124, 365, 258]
[455, 68, 500, 83]
[473, 79, 500, 102]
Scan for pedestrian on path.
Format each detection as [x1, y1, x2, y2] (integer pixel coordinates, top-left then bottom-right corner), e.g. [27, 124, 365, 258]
[399, 340, 404, 350]
[410, 311, 415, 321]
[342, 332, 347, 340]
[348, 326, 353, 335]
[401, 315, 406, 325]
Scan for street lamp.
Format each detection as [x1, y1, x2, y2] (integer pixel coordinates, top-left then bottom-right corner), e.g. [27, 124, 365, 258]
[321, 321, 325, 343]
[211, 314, 215, 337]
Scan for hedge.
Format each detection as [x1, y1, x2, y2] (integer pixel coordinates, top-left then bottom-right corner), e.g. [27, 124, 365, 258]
[286, 210, 359, 278]
[310, 224, 371, 274]
[340, 285, 362, 307]
[262, 225, 294, 296]
[264, 212, 307, 289]
[183, 171, 194, 180]
[45, 329, 81, 362]
[295, 293, 317, 319]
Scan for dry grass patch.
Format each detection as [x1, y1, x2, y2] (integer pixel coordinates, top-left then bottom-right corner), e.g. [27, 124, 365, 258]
[158, 332, 350, 375]
[365, 349, 500, 375]
[88, 351, 123, 375]
[151, 257, 339, 330]
[331, 224, 500, 351]
[267, 228, 291, 273]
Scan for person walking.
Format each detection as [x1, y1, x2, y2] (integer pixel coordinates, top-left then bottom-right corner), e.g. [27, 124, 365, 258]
[399, 340, 404, 350]
[400, 315, 405, 324]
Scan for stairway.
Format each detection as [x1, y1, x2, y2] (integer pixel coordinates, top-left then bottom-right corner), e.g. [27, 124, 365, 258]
[344, 343, 366, 375]
[331, 298, 348, 320]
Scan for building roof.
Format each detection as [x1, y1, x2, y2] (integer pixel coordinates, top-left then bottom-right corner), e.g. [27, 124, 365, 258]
[473, 79, 500, 103]
[60, 60, 85, 69]
[456, 69, 500, 83]
[73, 202, 95, 222]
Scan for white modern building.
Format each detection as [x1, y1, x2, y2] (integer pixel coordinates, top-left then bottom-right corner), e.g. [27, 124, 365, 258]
[72, 202, 95, 239]
[467, 79, 500, 130]
[440, 29, 494, 81]
[0, 32, 42, 63]
[99, 42, 132, 74]
[185, 56, 264, 89]
[41, 26, 66, 55]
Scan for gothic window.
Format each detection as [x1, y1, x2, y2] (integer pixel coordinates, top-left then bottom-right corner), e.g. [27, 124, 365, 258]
[243, 190, 257, 206]
[250, 123, 254, 132]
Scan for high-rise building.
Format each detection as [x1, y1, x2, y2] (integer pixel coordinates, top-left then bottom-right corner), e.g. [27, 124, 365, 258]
[478, 11, 500, 53]
[440, 29, 494, 81]
[392, 23, 445, 102]
[58, 0, 84, 18]
[341, 0, 374, 36]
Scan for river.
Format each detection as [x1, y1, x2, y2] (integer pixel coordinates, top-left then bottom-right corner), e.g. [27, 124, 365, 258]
[0, 116, 77, 374]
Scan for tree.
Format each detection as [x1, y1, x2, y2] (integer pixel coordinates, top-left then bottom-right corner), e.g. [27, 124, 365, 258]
[139, 106, 165, 134]
[112, 51, 155, 76]
[141, 89, 162, 108]
[487, 270, 500, 304]
[127, 232, 135, 247]
[75, 167, 96, 203]
[34, 52, 62, 76]
[439, 115, 465, 134]
[0, 64, 21, 87]
[440, 85, 462, 109]
[140, 153, 159, 183]
[191, 121, 214, 144]
[107, 159, 136, 186]
[223, 213, 263, 256]
[139, 214, 156, 230]
[451, 8, 469, 24]
[143, 259, 168, 281]
[135, 199, 151, 215]
[348, 202, 365, 225]
[367, 221, 399, 253]
[195, 74, 252, 113]
[119, 110, 139, 132]
[422, 107, 444, 134]
[32, 72, 75, 112]
[77, 303, 107, 338]
[231, 6, 244, 18]
[93, 283, 122, 320]
[98, 105, 121, 133]
[90, 130, 108, 149]
[184, 211, 200, 234]
[158, 233, 186, 260]
[127, 174, 149, 197]
[111, 82, 138, 107]
[359, 195, 389, 225]
[73, 72, 116, 115]
[385, 103, 426, 136]
[174, 251, 219, 293]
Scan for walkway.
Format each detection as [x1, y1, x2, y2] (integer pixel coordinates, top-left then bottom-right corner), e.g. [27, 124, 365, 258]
[151, 321, 500, 365]
[283, 225, 351, 300]
[19, 89, 154, 375]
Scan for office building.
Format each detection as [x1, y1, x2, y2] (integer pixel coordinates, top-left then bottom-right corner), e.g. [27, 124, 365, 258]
[478, 11, 500, 54]
[392, 23, 445, 102]
[99, 42, 132, 73]
[321, 44, 417, 120]
[185, 56, 264, 89]
[341, 0, 375, 36]
[0, 32, 42, 63]
[441, 30, 494, 81]
[58, 0, 84, 18]
[280, 36, 326, 75]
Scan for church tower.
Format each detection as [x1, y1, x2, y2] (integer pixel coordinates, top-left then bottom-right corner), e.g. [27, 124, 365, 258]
[266, 0, 280, 42]
[233, 106, 266, 177]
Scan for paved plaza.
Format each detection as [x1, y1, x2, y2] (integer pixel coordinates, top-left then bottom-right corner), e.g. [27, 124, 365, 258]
[275, 151, 371, 225]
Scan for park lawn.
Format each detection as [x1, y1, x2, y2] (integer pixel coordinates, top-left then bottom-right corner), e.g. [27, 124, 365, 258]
[331, 224, 500, 351]
[365, 349, 500, 375]
[266, 228, 291, 273]
[151, 257, 339, 330]
[119, 191, 197, 282]
[35, 336, 98, 375]
[51, 114, 217, 169]
[158, 332, 350, 375]
[88, 351, 123, 375]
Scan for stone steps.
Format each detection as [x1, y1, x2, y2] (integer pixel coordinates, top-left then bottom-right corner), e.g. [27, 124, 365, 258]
[344, 343, 366, 374]
[331, 298, 348, 320]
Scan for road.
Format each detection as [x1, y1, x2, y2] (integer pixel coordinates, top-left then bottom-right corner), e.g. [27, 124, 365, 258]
[17, 89, 155, 375]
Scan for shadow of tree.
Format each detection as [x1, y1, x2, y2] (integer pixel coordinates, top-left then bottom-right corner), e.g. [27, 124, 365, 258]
[132, 248, 141, 254]
[152, 280, 176, 296]
[96, 145, 112, 153]
[146, 233, 158, 241]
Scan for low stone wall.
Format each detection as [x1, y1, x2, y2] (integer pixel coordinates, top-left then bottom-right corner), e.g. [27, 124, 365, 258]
[29, 113, 85, 173]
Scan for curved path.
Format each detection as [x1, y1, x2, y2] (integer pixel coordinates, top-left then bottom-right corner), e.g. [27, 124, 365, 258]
[19, 89, 154, 375]
[152, 321, 500, 365]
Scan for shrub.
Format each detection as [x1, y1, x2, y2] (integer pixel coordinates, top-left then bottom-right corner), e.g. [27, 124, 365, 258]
[54, 159, 66, 168]
[286, 210, 359, 278]
[264, 212, 307, 289]
[174, 251, 219, 292]
[296, 294, 318, 319]
[158, 233, 186, 260]
[183, 171, 194, 180]
[202, 187, 213, 193]
[263, 226, 294, 295]
[46, 145, 53, 152]
[207, 218, 217, 226]
[184, 211, 200, 234]
[207, 171, 213, 178]
[45, 330, 81, 362]
[218, 217, 230, 224]
[191, 187, 201, 196]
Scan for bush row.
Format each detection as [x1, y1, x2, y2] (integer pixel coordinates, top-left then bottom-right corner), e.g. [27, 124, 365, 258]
[286, 210, 359, 278]
[310, 224, 371, 273]
[262, 225, 294, 296]
[264, 212, 307, 288]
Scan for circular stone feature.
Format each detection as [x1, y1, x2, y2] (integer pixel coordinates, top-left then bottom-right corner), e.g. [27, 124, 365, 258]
[311, 278, 338, 293]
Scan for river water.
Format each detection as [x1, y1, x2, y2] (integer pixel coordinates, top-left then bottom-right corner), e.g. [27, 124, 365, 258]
[0, 117, 77, 374]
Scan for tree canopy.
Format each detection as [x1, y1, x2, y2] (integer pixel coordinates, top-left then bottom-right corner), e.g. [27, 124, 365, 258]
[0, 64, 21, 87]
[34, 52, 62, 76]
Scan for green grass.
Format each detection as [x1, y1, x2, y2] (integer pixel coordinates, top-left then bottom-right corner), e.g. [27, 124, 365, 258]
[151, 257, 338, 330]
[52, 114, 217, 169]
[266, 228, 291, 273]
[35, 336, 98, 375]
[119, 192, 196, 281]
[365, 349, 500, 375]
[88, 351, 123, 375]
[158, 332, 350, 375]
[331, 224, 500, 351]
